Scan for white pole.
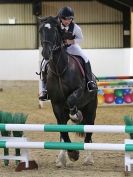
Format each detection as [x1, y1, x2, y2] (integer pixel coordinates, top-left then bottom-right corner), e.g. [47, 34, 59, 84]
[6, 124, 44, 131]
[84, 125, 125, 133]
[6, 142, 44, 149]
[84, 143, 125, 151]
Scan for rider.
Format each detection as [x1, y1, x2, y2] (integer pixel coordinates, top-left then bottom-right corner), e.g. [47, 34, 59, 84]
[39, 6, 97, 101]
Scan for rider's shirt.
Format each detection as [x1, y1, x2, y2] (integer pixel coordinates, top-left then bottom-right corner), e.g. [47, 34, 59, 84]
[61, 22, 83, 45]
[60, 21, 89, 63]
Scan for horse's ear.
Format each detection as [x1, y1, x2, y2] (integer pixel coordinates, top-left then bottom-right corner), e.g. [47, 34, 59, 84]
[38, 16, 49, 32]
[54, 16, 58, 21]
[51, 16, 59, 26]
[54, 16, 60, 24]
[38, 16, 48, 25]
[53, 16, 61, 30]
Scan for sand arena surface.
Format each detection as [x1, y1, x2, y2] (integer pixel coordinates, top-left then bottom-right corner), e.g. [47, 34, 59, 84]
[0, 81, 133, 177]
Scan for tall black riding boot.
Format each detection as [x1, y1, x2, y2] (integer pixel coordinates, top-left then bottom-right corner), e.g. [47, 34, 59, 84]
[39, 80, 49, 101]
[84, 62, 98, 91]
[39, 60, 49, 101]
[39, 90, 48, 101]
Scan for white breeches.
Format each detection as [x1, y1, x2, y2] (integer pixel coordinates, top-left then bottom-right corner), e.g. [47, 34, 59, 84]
[39, 46, 47, 91]
[66, 44, 89, 63]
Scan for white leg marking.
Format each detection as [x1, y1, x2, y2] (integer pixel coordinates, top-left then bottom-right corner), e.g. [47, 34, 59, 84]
[56, 150, 67, 167]
[83, 151, 94, 166]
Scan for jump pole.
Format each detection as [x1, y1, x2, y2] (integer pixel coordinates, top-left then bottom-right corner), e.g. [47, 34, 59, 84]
[0, 124, 133, 133]
[97, 81, 133, 87]
[98, 76, 133, 80]
[0, 141, 133, 151]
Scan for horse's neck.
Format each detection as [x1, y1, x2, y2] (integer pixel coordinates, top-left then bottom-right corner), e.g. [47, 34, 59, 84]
[50, 48, 68, 74]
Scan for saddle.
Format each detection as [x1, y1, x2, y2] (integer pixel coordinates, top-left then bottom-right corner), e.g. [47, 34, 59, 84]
[40, 54, 85, 82]
[69, 54, 85, 78]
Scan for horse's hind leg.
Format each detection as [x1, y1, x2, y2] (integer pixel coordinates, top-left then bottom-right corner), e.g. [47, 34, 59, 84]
[56, 150, 67, 167]
[81, 102, 97, 165]
[55, 132, 79, 167]
[83, 150, 94, 166]
[84, 134, 94, 165]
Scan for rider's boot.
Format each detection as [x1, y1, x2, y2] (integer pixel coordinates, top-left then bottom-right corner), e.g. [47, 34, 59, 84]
[84, 61, 98, 91]
[39, 90, 48, 101]
[39, 59, 49, 101]
[39, 81, 49, 101]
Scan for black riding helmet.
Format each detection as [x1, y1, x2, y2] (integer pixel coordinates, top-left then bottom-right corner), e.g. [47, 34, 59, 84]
[58, 6, 74, 20]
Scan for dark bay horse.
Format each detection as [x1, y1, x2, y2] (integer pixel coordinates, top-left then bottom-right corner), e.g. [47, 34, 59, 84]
[39, 16, 97, 167]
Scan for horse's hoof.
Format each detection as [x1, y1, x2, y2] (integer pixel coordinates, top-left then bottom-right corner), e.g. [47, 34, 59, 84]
[83, 157, 94, 166]
[56, 159, 66, 168]
[56, 150, 66, 168]
[67, 150, 79, 161]
[70, 110, 83, 124]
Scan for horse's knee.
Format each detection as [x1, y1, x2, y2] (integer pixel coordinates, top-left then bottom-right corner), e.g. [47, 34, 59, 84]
[67, 95, 77, 109]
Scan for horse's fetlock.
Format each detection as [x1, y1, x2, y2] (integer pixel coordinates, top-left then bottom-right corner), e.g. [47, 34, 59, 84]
[70, 106, 77, 115]
[69, 110, 83, 124]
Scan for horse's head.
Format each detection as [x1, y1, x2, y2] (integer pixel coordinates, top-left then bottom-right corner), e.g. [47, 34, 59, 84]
[39, 16, 61, 60]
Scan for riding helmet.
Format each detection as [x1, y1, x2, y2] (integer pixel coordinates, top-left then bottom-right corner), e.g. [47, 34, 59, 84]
[58, 6, 74, 19]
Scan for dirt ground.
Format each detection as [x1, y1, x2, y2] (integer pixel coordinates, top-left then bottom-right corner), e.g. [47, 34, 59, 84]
[0, 80, 133, 177]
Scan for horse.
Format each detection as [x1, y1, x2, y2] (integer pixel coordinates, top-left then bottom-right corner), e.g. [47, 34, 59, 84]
[39, 16, 98, 167]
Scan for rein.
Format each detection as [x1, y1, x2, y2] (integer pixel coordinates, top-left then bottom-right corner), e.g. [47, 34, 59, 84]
[41, 24, 68, 99]
[42, 26, 67, 77]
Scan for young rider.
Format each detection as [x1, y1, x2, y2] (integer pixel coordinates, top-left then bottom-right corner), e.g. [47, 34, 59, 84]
[39, 6, 97, 101]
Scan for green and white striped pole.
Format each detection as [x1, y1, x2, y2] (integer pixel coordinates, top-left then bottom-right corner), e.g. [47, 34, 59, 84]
[0, 141, 133, 151]
[0, 124, 133, 133]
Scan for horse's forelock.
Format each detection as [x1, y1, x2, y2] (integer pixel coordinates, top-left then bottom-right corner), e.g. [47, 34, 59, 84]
[39, 16, 58, 25]
[47, 16, 59, 27]
[38, 16, 48, 24]
[39, 16, 59, 32]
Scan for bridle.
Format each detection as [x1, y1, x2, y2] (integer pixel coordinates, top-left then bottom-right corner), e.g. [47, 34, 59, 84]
[42, 26, 64, 56]
[41, 23, 68, 98]
[41, 24, 68, 76]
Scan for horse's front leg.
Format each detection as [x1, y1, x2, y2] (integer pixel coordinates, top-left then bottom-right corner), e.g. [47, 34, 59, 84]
[67, 86, 84, 124]
[51, 103, 79, 167]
